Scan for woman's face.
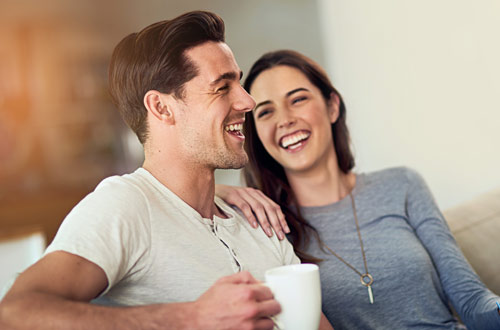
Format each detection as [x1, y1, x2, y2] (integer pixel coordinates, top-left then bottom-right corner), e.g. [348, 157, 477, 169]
[249, 65, 339, 175]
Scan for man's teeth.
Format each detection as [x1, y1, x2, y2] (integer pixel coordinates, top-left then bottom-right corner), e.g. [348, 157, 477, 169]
[281, 132, 310, 148]
[225, 123, 243, 132]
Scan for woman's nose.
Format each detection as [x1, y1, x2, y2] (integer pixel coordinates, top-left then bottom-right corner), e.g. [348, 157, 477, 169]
[278, 113, 297, 129]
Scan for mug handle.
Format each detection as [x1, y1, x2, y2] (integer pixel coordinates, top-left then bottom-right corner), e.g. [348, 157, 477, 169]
[269, 315, 284, 330]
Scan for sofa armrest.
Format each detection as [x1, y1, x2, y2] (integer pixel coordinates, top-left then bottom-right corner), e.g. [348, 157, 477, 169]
[443, 187, 500, 295]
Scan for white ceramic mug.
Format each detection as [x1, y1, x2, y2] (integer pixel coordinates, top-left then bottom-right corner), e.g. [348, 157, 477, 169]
[265, 263, 321, 330]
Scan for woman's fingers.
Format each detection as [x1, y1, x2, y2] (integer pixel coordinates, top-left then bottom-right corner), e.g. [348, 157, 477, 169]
[238, 189, 275, 237]
[216, 185, 259, 228]
[249, 190, 289, 240]
[215, 185, 290, 240]
[256, 190, 290, 235]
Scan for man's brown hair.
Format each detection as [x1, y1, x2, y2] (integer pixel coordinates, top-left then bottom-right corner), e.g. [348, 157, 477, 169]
[108, 11, 225, 144]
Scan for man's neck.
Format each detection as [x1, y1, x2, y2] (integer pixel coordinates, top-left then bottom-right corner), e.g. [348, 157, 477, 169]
[142, 158, 224, 220]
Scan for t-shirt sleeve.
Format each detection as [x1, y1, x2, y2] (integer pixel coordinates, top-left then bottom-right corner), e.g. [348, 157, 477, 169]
[45, 178, 151, 296]
[279, 236, 301, 266]
[403, 167, 500, 329]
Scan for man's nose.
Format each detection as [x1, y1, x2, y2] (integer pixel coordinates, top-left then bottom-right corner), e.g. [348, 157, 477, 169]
[233, 86, 256, 113]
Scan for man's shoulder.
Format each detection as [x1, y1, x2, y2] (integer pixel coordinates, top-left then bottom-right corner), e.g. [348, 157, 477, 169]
[96, 167, 146, 189]
[69, 169, 156, 216]
[214, 196, 245, 221]
[92, 168, 161, 200]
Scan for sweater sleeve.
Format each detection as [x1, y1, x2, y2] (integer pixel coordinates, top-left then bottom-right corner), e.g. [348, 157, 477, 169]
[403, 168, 500, 330]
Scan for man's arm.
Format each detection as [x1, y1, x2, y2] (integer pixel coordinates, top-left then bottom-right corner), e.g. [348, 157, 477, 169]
[0, 251, 280, 330]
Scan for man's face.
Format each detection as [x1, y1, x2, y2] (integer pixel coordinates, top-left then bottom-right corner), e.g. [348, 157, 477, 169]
[174, 41, 256, 170]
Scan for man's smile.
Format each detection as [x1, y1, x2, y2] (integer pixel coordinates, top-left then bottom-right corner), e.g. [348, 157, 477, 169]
[224, 122, 245, 140]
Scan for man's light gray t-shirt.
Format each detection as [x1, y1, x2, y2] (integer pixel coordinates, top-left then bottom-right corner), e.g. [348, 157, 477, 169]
[46, 168, 299, 305]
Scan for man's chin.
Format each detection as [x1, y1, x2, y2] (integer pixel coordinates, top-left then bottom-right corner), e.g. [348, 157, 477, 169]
[217, 153, 248, 170]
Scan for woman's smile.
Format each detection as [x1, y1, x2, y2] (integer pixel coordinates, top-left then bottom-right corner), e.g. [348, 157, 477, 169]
[279, 130, 311, 152]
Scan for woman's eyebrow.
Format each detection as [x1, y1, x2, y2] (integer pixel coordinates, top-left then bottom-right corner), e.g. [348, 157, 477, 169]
[254, 100, 271, 112]
[254, 87, 310, 112]
[286, 87, 309, 97]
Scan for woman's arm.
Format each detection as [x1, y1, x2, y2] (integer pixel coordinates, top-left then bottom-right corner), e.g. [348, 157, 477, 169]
[404, 168, 500, 329]
[215, 184, 290, 240]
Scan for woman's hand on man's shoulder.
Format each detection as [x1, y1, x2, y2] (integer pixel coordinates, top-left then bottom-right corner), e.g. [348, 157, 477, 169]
[215, 184, 290, 240]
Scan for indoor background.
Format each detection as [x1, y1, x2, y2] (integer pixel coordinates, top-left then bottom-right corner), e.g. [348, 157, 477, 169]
[1, 0, 499, 245]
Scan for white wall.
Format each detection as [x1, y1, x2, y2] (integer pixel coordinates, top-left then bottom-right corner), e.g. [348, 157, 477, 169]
[318, 0, 500, 209]
[0, 232, 46, 297]
[18, 0, 324, 187]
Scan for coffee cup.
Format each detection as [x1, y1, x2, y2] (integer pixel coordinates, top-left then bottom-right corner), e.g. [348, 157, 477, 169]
[265, 263, 321, 330]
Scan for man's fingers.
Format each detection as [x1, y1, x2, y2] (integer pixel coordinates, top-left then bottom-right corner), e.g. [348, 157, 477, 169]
[216, 280, 275, 303]
[254, 317, 278, 330]
[249, 283, 275, 302]
[255, 296, 281, 317]
[216, 271, 258, 285]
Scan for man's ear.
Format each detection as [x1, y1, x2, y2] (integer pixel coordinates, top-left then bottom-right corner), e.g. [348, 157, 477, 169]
[144, 90, 175, 125]
[327, 92, 340, 124]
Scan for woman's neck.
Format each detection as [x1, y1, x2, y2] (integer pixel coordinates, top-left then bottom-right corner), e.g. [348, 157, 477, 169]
[286, 161, 356, 207]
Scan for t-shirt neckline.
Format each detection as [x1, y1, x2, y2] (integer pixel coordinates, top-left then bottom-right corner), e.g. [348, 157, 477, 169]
[135, 167, 238, 226]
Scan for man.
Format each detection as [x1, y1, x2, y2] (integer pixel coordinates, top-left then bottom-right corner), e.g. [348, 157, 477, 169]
[0, 11, 334, 330]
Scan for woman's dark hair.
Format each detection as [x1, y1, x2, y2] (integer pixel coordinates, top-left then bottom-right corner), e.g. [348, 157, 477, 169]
[108, 11, 225, 144]
[243, 50, 354, 263]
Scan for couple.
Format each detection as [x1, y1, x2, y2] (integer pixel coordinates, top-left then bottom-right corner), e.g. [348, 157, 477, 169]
[1, 10, 498, 330]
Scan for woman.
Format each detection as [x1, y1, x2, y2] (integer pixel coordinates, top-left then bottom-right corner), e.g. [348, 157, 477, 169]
[216, 50, 500, 329]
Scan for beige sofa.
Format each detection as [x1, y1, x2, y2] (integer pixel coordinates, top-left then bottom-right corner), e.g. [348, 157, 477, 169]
[443, 187, 500, 295]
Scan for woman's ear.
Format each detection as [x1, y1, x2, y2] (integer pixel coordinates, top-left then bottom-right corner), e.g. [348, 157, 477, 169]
[144, 90, 175, 125]
[327, 92, 340, 124]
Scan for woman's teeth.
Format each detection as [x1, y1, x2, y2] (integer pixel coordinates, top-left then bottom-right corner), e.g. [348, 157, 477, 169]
[280, 132, 310, 149]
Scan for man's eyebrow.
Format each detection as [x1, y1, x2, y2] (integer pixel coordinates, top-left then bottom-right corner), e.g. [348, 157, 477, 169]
[210, 71, 243, 86]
